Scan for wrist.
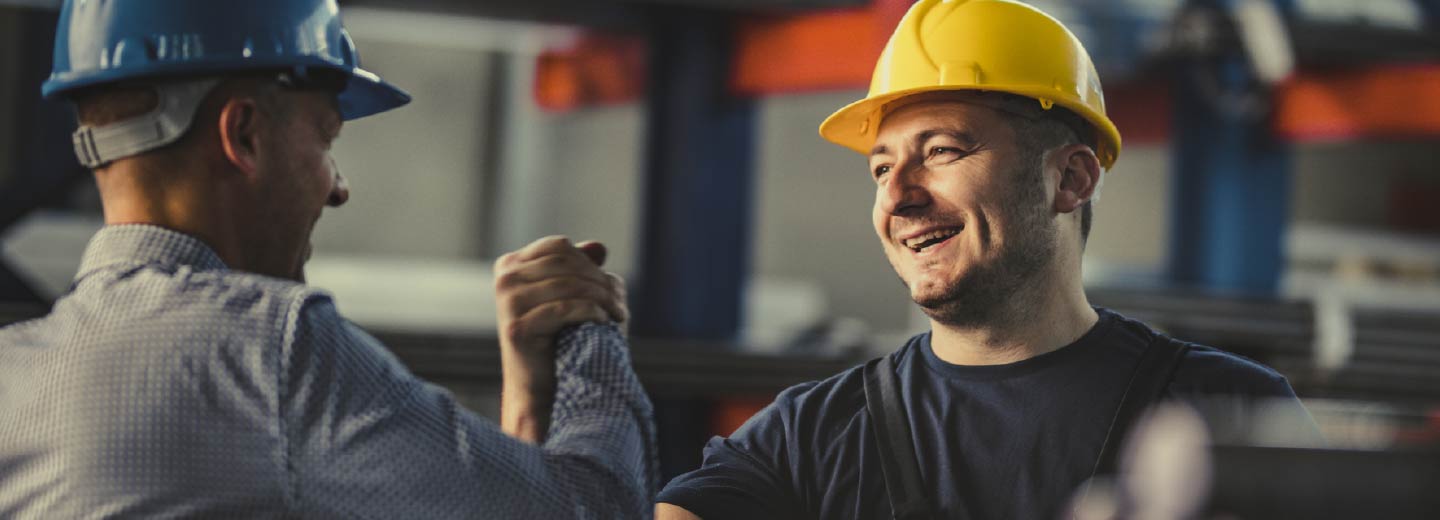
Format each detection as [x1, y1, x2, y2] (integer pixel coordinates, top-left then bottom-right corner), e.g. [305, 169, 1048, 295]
[498, 337, 556, 443]
[500, 377, 555, 443]
[500, 399, 551, 444]
[500, 351, 556, 393]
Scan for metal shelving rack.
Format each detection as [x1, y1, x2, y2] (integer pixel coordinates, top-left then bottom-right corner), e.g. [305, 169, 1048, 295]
[11, 291, 1434, 403]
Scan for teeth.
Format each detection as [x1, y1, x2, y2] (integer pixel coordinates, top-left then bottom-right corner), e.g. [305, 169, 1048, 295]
[904, 229, 960, 250]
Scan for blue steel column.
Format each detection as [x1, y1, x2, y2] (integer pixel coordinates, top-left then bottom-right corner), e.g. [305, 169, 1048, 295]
[632, 9, 755, 341]
[1167, 0, 1293, 294]
[632, 8, 757, 482]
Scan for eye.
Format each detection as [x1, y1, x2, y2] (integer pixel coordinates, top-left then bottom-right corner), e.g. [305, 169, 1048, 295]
[872, 164, 892, 179]
[927, 146, 964, 160]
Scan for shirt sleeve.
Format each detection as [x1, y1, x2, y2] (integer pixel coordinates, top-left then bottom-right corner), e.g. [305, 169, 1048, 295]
[1168, 346, 1326, 447]
[280, 294, 656, 519]
[656, 385, 813, 519]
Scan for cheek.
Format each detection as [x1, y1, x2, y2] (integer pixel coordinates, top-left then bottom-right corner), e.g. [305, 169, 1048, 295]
[871, 196, 885, 238]
[298, 152, 333, 194]
[872, 193, 898, 250]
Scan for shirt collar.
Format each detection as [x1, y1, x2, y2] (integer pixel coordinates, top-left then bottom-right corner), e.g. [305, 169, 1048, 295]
[75, 224, 229, 281]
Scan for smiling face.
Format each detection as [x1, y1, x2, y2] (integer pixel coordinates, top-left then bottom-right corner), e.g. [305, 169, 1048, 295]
[868, 96, 1057, 326]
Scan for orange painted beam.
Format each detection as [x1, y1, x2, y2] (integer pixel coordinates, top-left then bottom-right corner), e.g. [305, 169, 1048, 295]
[709, 397, 773, 436]
[534, 33, 647, 112]
[533, 1, 908, 111]
[729, 0, 910, 96]
[1275, 63, 1440, 141]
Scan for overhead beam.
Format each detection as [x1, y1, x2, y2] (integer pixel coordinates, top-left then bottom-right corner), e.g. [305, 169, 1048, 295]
[338, 0, 866, 29]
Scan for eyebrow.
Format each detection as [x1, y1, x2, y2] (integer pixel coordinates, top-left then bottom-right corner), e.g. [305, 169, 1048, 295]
[871, 128, 978, 157]
[917, 129, 978, 147]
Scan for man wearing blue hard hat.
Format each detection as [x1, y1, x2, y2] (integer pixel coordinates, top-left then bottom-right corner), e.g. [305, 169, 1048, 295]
[0, 0, 656, 517]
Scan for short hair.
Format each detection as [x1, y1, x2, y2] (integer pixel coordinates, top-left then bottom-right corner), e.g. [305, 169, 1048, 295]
[998, 95, 1102, 247]
[73, 85, 160, 127]
[72, 76, 289, 139]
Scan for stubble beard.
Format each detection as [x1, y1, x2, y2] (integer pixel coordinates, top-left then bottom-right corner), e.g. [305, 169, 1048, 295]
[907, 162, 1057, 329]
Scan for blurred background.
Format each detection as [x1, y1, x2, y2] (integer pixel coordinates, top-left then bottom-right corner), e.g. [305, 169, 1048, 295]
[2, 0, 1439, 513]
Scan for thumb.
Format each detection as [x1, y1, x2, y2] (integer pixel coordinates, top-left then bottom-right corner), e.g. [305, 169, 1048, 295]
[576, 241, 607, 267]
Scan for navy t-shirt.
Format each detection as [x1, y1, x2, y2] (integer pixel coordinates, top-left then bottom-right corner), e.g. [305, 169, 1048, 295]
[657, 308, 1314, 519]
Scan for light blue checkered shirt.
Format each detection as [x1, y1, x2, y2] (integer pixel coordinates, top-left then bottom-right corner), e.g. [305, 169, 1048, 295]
[0, 225, 657, 519]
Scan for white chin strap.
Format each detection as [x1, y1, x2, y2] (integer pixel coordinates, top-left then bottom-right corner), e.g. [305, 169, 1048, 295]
[71, 78, 221, 169]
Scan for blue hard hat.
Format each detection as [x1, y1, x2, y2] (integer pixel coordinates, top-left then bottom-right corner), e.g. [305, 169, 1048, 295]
[42, 0, 410, 121]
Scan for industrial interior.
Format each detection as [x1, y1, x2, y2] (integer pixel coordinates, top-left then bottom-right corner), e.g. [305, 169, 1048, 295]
[2, 0, 1439, 517]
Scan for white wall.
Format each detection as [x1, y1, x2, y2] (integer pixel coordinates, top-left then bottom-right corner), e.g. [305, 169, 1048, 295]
[525, 105, 646, 275]
[317, 30, 646, 273]
[1291, 140, 1437, 227]
[751, 90, 915, 332]
[317, 41, 494, 259]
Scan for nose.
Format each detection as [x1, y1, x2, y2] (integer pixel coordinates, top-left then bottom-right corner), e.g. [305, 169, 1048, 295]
[327, 157, 349, 207]
[878, 163, 929, 216]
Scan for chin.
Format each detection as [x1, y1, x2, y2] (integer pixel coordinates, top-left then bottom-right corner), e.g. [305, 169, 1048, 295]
[907, 264, 967, 294]
[910, 279, 959, 308]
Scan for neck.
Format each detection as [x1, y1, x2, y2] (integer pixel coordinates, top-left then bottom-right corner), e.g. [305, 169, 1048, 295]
[927, 248, 1097, 366]
[95, 158, 257, 274]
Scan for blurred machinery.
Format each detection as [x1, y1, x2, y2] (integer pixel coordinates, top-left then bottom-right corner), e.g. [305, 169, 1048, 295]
[1075, 403, 1440, 519]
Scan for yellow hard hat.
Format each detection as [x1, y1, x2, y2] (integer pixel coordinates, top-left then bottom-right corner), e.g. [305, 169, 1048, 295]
[819, 0, 1122, 169]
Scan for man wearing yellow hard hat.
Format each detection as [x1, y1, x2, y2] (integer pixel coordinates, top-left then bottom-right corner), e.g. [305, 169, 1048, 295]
[656, 1, 1316, 518]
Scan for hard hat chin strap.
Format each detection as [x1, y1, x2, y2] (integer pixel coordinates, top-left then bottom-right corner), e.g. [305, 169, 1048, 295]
[72, 78, 221, 169]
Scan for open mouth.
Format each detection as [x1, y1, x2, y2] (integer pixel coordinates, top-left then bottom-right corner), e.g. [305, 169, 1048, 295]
[903, 227, 961, 253]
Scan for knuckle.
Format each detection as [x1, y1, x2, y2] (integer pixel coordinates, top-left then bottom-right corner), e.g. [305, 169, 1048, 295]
[583, 281, 608, 299]
[536, 254, 569, 272]
[538, 276, 575, 295]
[501, 320, 528, 340]
[570, 300, 597, 319]
[494, 252, 514, 269]
[539, 235, 572, 250]
[494, 270, 523, 289]
[561, 299, 586, 316]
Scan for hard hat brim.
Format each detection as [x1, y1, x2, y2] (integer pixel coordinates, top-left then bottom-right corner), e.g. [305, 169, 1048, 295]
[338, 67, 412, 121]
[819, 85, 1122, 170]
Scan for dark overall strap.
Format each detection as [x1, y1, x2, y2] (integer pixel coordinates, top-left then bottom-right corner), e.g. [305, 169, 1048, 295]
[863, 355, 934, 520]
[1090, 334, 1192, 478]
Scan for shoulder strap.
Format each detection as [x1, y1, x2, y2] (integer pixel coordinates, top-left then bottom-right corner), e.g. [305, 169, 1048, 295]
[863, 355, 934, 520]
[1089, 334, 1192, 478]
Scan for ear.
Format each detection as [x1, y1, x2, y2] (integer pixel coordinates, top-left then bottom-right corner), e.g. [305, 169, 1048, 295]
[217, 96, 264, 176]
[1051, 144, 1102, 214]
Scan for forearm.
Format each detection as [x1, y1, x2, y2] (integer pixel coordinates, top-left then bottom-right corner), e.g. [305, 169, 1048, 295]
[500, 350, 556, 443]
